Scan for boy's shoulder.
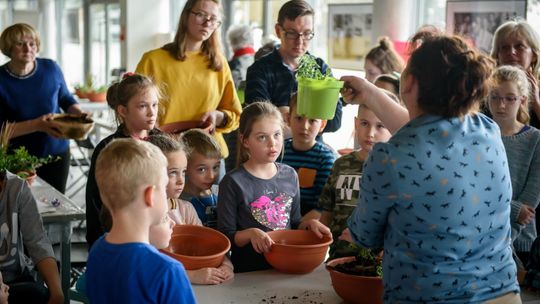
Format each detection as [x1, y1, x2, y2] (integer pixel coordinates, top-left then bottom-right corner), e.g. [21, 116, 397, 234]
[332, 152, 364, 172]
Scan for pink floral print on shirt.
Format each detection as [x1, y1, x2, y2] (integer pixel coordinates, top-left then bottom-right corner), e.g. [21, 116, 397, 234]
[250, 194, 293, 230]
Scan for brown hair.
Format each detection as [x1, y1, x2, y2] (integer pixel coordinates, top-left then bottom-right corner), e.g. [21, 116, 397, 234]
[162, 0, 223, 71]
[365, 36, 404, 75]
[96, 138, 167, 211]
[237, 102, 284, 166]
[277, 0, 314, 25]
[491, 19, 540, 79]
[489, 65, 530, 124]
[181, 129, 221, 160]
[106, 73, 164, 126]
[0, 23, 41, 57]
[147, 133, 188, 156]
[407, 32, 494, 117]
[374, 73, 400, 96]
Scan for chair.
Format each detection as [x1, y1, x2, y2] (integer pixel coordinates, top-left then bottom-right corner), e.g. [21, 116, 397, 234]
[66, 138, 95, 199]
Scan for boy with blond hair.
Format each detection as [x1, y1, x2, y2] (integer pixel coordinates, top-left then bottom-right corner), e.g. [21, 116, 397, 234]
[86, 138, 195, 304]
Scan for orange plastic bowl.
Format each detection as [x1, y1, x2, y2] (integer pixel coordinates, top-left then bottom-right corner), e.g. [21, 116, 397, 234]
[326, 257, 383, 304]
[160, 225, 230, 270]
[263, 230, 332, 274]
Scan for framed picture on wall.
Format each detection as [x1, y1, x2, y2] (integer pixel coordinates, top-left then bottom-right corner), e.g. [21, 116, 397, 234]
[446, 0, 527, 54]
[327, 4, 373, 70]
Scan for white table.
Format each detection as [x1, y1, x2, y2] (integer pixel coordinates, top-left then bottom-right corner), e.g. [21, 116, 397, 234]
[192, 264, 343, 304]
[30, 177, 85, 304]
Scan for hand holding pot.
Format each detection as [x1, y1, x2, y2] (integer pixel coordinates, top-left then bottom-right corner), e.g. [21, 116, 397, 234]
[249, 228, 274, 253]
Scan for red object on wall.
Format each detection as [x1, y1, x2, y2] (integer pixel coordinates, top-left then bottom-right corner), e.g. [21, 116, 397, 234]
[393, 40, 410, 63]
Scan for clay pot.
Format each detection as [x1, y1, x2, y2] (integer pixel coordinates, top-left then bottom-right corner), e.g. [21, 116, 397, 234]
[263, 230, 332, 274]
[50, 114, 94, 140]
[17, 170, 37, 186]
[87, 91, 107, 103]
[326, 257, 383, 304]
[160, 225, 230, 270]
[159, 120, 214, 135]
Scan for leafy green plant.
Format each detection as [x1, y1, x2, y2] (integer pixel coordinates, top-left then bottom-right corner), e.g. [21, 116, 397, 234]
[296, 54, 333, 80]
[74, 74, 107, 94]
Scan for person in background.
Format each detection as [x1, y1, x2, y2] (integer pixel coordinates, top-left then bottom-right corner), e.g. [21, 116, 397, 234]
[0, 23, 84, 193]
[340, 32, 520, 302]
[147, 133, 234, 284]
[0, 170, 63, 304]
[487, 65, 540, 267]
[86, 139, 195, 303]
[227, 24, 255, 89]
[245, 0, 342, 136]
[180, 129, 221, 228]
[217, 102, 331, 272]
[254, 39, 279, 61]
[136, 0, 242, 165]
[280, 93, 336, 215]
[364, 36, 405, 83]
[85, 73, 162, 250]
[373, 73, 400, 98]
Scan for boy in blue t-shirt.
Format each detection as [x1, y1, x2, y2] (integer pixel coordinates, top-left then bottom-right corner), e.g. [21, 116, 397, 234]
[281, 93, 337, 215]
[86, 139, 195, 304]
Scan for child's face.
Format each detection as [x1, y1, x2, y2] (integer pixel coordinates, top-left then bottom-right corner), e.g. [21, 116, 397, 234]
[488, 81, 526, 124]
[119, 88, 159, 133]
[166, 150, 187, 199]
[0, 272, 8, 304]
[186, 152, 220, 194]
[354, 107, 392, 152]
[364, 59, 382, 83]
[243, 117, 283, 164]
[149, 212, 174, 249]
[287, 106, 325, 148]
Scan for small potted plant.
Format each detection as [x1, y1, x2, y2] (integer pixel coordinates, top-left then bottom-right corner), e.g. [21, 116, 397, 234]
[296, 54, 344, 120]
[74, 74, 107, 102]
[0, 122, 59, 184]
[326, 245, 384, 304]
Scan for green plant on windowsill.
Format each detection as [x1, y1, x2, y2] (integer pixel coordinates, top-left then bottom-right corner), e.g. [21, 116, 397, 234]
[0, 122, 59, 180]
[74, 74, 108, 102]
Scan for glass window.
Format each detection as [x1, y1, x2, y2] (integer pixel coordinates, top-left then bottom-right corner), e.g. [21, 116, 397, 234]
[61, 0, 84, 88]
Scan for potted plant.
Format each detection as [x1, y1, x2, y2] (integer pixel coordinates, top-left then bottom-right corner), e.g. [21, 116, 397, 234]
[296, 54, 344, 120]
[326, 246, 384, 304]
[74, 74, 108, 102]
[0, 122, 59, 184]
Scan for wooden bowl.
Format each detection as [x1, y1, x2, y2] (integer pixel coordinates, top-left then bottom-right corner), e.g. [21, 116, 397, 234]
[50, 113, 94, 140]
[326, 257, 383, 304]
[263, 230, 332, 274]
[159, 120, 214, 135]
[160, 225, 230, 270]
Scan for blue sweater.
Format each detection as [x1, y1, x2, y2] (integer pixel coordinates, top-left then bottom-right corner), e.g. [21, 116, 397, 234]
[348, 113, 518, 303]
[0, 58, 77, 157]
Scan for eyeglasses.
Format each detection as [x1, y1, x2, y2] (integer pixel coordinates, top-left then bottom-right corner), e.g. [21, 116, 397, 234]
[279, 25, 314, 41]
[488, 94, 520, 105]
[190, 11, 222, 27]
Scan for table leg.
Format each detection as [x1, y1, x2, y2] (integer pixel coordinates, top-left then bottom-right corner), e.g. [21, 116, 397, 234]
[60, 223, 73, 304]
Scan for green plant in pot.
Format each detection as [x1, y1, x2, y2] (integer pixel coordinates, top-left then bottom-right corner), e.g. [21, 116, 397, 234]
[296, 54, 344, 120]
[326, 245, 384, 304]
[74, 74, 108, 102]
[0, 122, 59, 183]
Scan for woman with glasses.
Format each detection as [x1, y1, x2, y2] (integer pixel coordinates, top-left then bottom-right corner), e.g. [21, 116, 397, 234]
[487, 65, 540, 268]
[136, 0, 242, 165]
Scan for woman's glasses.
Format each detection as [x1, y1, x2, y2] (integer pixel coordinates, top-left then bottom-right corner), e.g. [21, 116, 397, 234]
[279, 25, 314, 41]
[190, 11, 222, 27]
[488, 94, 520, 105]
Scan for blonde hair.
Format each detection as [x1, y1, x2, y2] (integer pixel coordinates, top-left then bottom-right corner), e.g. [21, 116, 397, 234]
[162, 0, 224, 71]
[491, 20, 540, 79]
[181, 129, 221, 159]
[0, 23, 41, 57]
[365, 36, 404, 75]
[147, 133, 187, 156]
[489, 65, 530, 124]
[95, 139, 167, 211]
[237, 102, 284, 166]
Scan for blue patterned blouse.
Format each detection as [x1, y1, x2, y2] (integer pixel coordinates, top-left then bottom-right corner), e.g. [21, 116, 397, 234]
[348, 113, 519, 303]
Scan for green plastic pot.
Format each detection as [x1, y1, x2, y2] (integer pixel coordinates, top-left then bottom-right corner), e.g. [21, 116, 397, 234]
[297, 77, 344, 120]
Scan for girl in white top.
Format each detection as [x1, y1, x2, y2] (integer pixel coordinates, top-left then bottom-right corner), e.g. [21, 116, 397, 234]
[147, 134, 234, 284]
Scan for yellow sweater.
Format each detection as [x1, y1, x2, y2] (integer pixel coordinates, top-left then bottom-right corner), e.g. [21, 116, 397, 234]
[136, 48, 242, 157]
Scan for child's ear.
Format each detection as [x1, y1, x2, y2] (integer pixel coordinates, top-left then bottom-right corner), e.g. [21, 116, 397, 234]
[117, 105, 128, 119]
[240, 134, 249, 149]
[143, 185, 155, 207]
[354, 116, 360, 130]
[318, 120, 327, 133]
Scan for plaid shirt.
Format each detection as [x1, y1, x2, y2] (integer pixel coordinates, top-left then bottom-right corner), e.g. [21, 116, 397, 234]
[245, 47, 342, 133]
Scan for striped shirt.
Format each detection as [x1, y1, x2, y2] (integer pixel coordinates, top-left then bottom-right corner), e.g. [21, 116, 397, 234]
[280, 139, 336, 215]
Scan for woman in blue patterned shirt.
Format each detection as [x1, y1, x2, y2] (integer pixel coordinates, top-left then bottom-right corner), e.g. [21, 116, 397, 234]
[340, 32, 520, 303]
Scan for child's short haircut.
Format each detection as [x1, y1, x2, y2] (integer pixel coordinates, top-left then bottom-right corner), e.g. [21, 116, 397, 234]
[95, 138, 167, 211]
[147, 133, 187, 155]
[374, 73, 400, 95]
[181, 129, 221, 160]
[289, 92, 299, 111]
[358, 89, 402, 115]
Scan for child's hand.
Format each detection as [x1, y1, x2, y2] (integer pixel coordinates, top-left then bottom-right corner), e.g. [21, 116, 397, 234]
[517, 205, 535, 225]
[303, 219, 332, 239]
[250, 228, 274, 253]
[339, 228, 354, 243]
[218, 264, 234, 281]
[189, 267, 229, 285]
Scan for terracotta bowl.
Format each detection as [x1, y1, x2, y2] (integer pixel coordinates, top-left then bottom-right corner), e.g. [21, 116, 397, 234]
[326, 257, 384, 304]
[160, 225, 230, 270]
[263, 230, 332, 274]
[50, 113, 94, 140]
[159, 120, 214, 135]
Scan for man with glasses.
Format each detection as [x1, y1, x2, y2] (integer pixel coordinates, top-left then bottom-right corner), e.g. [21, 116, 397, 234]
[245, 0, 342, 136]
